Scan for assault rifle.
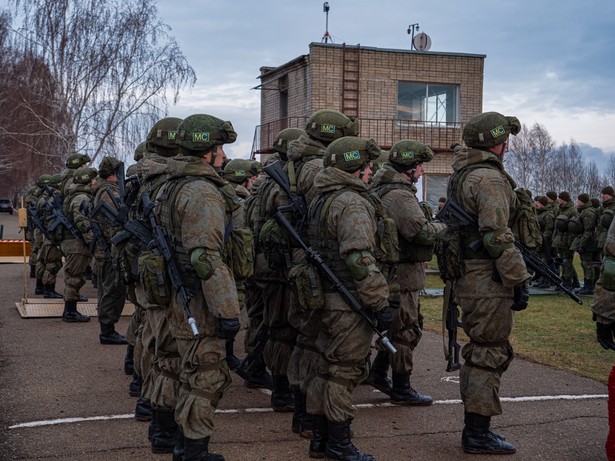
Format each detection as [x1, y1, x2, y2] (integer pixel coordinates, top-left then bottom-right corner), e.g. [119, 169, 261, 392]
[27, 204, 52, 241]
[141, 192, 199, 337]
[437, 195, 582, 305]
[81, 201, 111, 258]
[442, 281, 461, 372]
[42, 186, 85, 244]
[263, 160, 308, 222]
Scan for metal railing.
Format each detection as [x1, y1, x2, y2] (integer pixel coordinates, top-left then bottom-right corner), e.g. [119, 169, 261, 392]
[251, 117, 463, 158]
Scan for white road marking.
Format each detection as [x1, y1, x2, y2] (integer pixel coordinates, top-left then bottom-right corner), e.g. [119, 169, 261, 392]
[8, 394, 607, 430]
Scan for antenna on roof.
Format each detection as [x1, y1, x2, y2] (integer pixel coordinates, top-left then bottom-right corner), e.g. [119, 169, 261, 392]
[408, 22, 431, 51]
[322, 2, 332, 44]
[407, 23, 420, 50]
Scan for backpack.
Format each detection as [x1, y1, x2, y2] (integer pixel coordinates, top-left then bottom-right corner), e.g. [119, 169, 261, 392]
[259, 217, 292, 269]
[510, 188, 543, 250]
[226, 227, 255, 280]
[138, 249, 171, 305]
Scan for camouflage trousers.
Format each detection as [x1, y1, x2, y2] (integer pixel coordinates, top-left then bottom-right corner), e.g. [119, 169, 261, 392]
[149, 309, 182, 410]
[260, 279, 297, 376]
[61, 249, 89, 301]
[287, 306, 322, 392]
[175, 336, 231, 440]
[36, 243, 62, 285]
[579, 250, 600, 282]
[306, 309, 372, 422]
[125, 285, 144, 347]
[458, 295, 514, 416]
[559, 249, 579, 284]
[95, 258, 127, 325]
[388, 289, 423, 374]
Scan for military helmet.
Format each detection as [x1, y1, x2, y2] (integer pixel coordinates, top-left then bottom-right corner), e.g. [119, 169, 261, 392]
[146, 117, 182, 157]
[389, 140, 434, 169]
[73, 167, 98, 185]
[134, 141, 147, 162]
[48, 174, 63, 186]
[323, 136, 381, 173]
[98, 156, 122, 179]
[371, 150, 389, 173]
[305, 109, 358, 144]
[176, 114, 237, 155]
[222, 159, 262, 184]
[273, 128, 306, 158]
[462, 112, 521, 148]
[36, 174, 52, 187]
[65, 153, 91, 169]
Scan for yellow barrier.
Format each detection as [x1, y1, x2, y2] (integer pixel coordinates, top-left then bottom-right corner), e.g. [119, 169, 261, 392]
[0, 240, 31, 257]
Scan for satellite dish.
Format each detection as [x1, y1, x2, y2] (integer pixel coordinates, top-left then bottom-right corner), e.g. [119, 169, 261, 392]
[413, 32, 432, 51]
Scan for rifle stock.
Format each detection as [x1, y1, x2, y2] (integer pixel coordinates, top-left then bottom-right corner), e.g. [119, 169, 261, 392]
[141, 192, 198, 337]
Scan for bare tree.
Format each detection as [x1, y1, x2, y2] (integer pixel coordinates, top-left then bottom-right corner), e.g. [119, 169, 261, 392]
[5, 0, 196, 163]
[507, 123, 533, 189]
[528, 123, 556, 193]
[605, 155, 615, 188]
[585, 162, 602, 198]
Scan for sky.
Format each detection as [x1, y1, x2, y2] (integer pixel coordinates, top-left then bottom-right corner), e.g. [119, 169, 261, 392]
[153, 0, 615, 167]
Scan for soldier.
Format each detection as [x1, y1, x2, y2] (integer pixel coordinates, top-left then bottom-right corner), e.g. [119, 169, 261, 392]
[534, 196, 556, 288]
[451, 112, 531, 454]
[552, 191, 579, 290]
[438, 197, 447, 211]
[153, 114, 239, 461]
[36, 174, 65, 299]
[571, 193, 599, 295]
[597, 186, 615, 261]
[305, 136, 392, 461]
[220, 158, 261, 369]
[91, 156, 128, 344]
[367, 139, 446, 405]
[25, 178, 45, 282]
[61, 167, 98, 322]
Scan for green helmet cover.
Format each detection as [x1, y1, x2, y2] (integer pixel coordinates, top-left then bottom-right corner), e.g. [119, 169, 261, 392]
[146, 117, 182, 157]
[98, 156, 122, 179]
[305, 109, 358, 144]
[176, 114, 237, 155]
[389, 140, 434, 168]
[273, 128, 306, 158]
[73, 167, 98, 185]
[134, 141, 147, 162]
[323, 136, 381, 173]
[462, 111, 521, 148]
[65, 153, 92, 169]
[222, 159, 262, 184]
[36, 174, 52, 187]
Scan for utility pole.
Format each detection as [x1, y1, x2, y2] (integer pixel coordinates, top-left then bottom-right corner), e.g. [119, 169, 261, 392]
[407, 22, 420, 50]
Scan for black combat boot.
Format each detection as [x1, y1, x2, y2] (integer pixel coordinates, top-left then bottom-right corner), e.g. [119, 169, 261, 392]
[173, 427, 185, 461]
[150, 408, 178, 454]
[225, 338, 240, 371]
[309, 414, 327, 459]
[43, 283, 63, 299]
[62, 300, 90, 323]
[148, 408, 158, 441]
[577, 279, 595, 295]
[292, 389, 315, 436]
[124, 344, 135, 375]
[461, 412, 516, 454]
[325, 419, 374, 461]
[99, 323, 128, 345]
[390, 373, 433, 406]
[183, 436, 224, 461]
[129, 374, 143, 397]
[29, 265, 36, 279]
[135, 397, 152, 421]
[35, 277, 44, 295]
[363, 350, 392, 396]
[244, 356, 273, 390]
[271, 374, 294, 412]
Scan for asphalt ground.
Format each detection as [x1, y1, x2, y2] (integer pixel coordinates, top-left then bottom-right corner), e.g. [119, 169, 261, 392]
[0, 212, 611, 461]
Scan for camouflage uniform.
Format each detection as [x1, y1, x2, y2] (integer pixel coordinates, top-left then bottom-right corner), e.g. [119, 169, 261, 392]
[92, 157, 128, 343]
[551, 192, 579, 288]
[36, 179, 64, 298]
[60, 167, 97, 322]
[571, 194, 599, 294]
[305, 136, 388, 461]
[453, 112, 530, 455]
[25, 184, 43, 281]
[370, 154, 444, 404]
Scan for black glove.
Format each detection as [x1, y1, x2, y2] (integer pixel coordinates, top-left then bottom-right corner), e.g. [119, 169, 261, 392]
[214, 318, 241, 340]
[374, 306, 394, 332]
[596, 321, 615, 351]
[511, 281, 530, 311]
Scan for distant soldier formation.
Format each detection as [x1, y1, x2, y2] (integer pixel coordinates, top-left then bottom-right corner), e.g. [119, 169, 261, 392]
[21, 109, 615, 460]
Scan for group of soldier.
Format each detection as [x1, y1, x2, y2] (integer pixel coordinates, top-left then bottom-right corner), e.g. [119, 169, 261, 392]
[20, 108, 579, 460]
[532, 187, 615, 296]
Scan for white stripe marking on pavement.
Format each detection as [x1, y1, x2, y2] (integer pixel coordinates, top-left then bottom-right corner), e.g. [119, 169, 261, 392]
[8, 394, 607, 430]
